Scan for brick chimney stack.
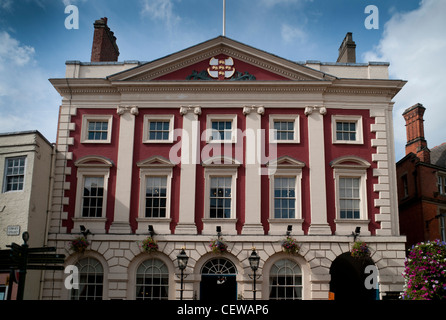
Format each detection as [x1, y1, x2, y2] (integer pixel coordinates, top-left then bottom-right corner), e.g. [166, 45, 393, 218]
[336, 32, 356, 63]
[403, 103, 430, 163]
[91, 17, 119, 62]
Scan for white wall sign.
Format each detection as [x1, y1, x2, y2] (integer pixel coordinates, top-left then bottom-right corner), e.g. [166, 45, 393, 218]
[6, 225, 20, 236]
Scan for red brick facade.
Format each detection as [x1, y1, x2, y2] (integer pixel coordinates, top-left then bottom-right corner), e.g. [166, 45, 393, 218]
[397, 104, 446, 249]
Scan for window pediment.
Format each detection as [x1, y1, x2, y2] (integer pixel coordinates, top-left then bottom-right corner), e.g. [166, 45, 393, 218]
[330, 156, 370, 169]
[267, 156, 306, 169]
[74, 155, 113, 168]
[202, 156, 241, 167]
[137, 156, 175, 168]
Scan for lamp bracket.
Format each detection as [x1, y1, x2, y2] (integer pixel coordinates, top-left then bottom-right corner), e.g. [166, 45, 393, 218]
[175, 273, 189, 280]
[247, 274, 262, 280]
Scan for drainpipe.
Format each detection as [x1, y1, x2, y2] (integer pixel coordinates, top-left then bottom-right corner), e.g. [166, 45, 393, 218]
[39, 143, 57, 299]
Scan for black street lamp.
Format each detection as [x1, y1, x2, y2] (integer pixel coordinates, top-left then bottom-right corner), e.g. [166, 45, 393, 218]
[248, 247, 260, 300]
[177, 247, 189, 300]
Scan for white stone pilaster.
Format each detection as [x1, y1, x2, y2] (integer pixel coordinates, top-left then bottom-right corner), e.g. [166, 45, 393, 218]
[110, 106, 138, 234]
[175, 106, 201, 234]
[305, 106, 331, 235]
[242, 105, 265, 234]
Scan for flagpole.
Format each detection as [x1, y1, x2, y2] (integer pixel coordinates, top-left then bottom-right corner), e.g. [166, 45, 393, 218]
[223, 0, 226, 36]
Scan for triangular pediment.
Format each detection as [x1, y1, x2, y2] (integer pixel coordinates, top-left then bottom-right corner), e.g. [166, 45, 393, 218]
[108, 37, 335, 82]
[267, 156, 306, 169]
[202, 155, 241, 167]
[137, 156, 175, 168]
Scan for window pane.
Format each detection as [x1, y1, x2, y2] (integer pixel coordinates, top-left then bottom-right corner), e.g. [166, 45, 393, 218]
[210, 121, 232, 141]
[339, 177, 360, 219]
[82, 177, 104, 218]
[273, 177, 296, 219]
[71, 258, 103, 300]
[87, 121, 109, 141]
[209, 177, 232, 218]
[274, 120, 295, 141]
[269, 259, 302, 300]
[145, 176, 168, 218]
[148, 121, 170, 141]
[136, 259, 169, 300]
[335, 121, 357, 141]
[4, 157, 26, 192]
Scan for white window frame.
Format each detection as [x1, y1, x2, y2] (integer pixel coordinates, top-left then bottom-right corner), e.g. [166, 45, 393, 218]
[73, 156, 112, 233]
[202, 157, 240, 235]
[3, 156, 26, 193]
[136, 156, 174, 234]
[331, 156, 371, 235]
[269, 171, 302, 220]
[332, 115, 363, 145]
[143, 114, 175, 144]
[267, 156, 305, 235]
[269, 114, 300, 143]
[81, 115, 113, 144]
[206, 114, 238, 143]
[437, 173, 446, 195]
[70, 257, 104, 300]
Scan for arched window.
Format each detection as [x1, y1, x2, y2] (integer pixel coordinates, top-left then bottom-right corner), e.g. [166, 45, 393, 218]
[201, 258, 237, 275]
[136, 259, 169, 300]
[200, 258, 238, 301]
[71, 257, 104, 300]
[269, 259, 302, 300]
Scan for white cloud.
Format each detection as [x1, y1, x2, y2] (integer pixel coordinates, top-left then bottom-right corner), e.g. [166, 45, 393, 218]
[281, 23, 307, 44]
[140, 0, 181, 28]
[0, 31, 59, 142]
[363, 0, 446, 159]
[0, 0, 12, 10]
[0, 31, 35, 67]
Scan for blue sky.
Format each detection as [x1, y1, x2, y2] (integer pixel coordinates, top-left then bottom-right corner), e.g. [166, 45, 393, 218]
[0, 0, 445, 160]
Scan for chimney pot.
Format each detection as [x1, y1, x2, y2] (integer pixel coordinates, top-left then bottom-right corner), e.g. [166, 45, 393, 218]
[90, 17, 119, 62]
[337, 32, 356, 63]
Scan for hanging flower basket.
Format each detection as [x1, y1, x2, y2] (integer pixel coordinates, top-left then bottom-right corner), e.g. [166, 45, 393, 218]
[281, 237, 300, 254]
[69, 236, 89, 253]
[351, 241, 371, 259]
[140, 236, 159, 253]
[209, 238, 228, 254]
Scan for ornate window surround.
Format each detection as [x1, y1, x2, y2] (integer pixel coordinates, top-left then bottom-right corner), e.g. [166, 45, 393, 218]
[136, 156, 174, 234]
[81, 114, 113, 144]
[73, 156, 112, 234]
[267, 156, 305, 235]
[331, 155, 371, 235]
[142, 114, 175, 144]
[269, 114, 300, 144]
[331, 114, 364, 145]
[202, 156, 240, 235]
[205, 114, 238, 144]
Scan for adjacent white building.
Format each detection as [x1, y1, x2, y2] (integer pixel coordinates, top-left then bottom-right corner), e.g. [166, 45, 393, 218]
[0, 130, 54, 299]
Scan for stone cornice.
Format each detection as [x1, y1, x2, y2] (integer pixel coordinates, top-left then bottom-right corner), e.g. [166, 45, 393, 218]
[49, 78, 406, 98]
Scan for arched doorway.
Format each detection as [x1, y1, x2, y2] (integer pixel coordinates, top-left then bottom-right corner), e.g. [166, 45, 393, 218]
[200, 258, 237, 301]
[329, 252, 378, 300]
